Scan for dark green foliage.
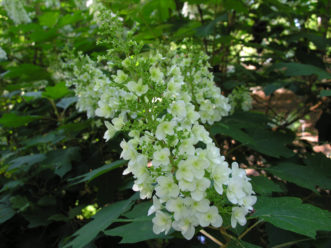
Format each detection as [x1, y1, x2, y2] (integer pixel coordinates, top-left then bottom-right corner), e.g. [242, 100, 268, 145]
[0, 0, 331, 247]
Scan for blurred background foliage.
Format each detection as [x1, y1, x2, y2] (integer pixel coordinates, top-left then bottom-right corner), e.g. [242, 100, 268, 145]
[0, 0, 331, 247]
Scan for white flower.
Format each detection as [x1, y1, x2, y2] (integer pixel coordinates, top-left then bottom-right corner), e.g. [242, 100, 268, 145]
[197, 206, 223, 227]
[178, 138, 195, 155]
[191, 177, 210, 201]
[190, 157, 209, 179]
[152, 148, 170, 168]
[120, 140, 138, 161]
[152, 211, 172, 234]
[231, 206, 248, 228]
[155, 175, 180, 199]
[114, 70, 128, 83]
[212, 162, 231, 194]
[155, 121, 176, 140]
[104, 121, 116, 141]
[192, 124, 212, 144]
[132, 176, 154, 199]
[150, 67, 164, 82]
[172, 215, 198, 240]
[112, 115, 126, 131]
[191, 198, 210, 213]
[178, 179, 196, 192]
[242, 195, 257, 211]
[3, 0, 31, 25]
[127, 79, 148, 96]
[168, 100, 186, 119]
[148, 196, 162, 216]
[166, 198, 188, 220]
[176, 160, 194, 182]
[166, 79, 182, 95]
[185, 104, 200, 124]
[0, 47, 7, 61]
[231, 162, 246, 178]
[226, 177, 246, 205]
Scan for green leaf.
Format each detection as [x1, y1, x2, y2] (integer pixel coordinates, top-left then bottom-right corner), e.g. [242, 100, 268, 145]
[123, 201, 151, 219]
[304, 153, 331, 177]
[211, 122, 255, 145]
[22, 91, 42, 101]
[39, 11, 60, 28]
[252, 197, 331, 238]
[42, 82, 70, 100]
[63, 195, 137, 248]
[158, 0, 176, 21]
[58, 12, 85, 27]
[2, 64, 50, 82]
[227, 240, 261, 248]
[45, 147, 81, 177]
[0, 196, 15, 224]
[273, 63, 331, 80]
[105, 202, 172, 243]
[7, 154, 47, 172]
[0, 113, 41, 128]
[22, 130, 65, 147]
[196, 14, 228, 37]
[30, 28, 58, 42]
[246, 128, 294, 158]
[10, 195, 30, 212]
[320, 90, 331, 97]
[223, 0, 248, 13]
[0, 180, 24, 193]
[266, 162, 331, 192]
[56, 96, 77, 110]
[211, 113, 294, 158]
[250, 176, 284, 196]
[105, 217, 169, 243]
[69, 160, 127, 185]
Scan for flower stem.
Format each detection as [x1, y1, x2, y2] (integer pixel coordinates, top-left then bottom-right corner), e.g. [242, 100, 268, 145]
[238, 220, 263, 240]
[200, 229, 225, 247]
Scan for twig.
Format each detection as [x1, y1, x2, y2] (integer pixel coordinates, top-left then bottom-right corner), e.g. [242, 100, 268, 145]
[271, 238, 311, 248]
[238, 220, 263, 240]
[200, 229, 225, 247]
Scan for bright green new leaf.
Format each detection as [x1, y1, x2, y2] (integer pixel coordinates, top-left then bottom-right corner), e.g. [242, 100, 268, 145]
[252, 197, 331, 238]
[0, 113, 41, 128]
[69, 160, 127, 185]
[42, 82, 71, 100]
[63, 195, 137, 248]
[39, 11, 60, 28]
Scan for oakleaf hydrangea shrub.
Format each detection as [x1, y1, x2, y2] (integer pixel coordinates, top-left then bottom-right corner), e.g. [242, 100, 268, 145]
[64, 3, 256, 240]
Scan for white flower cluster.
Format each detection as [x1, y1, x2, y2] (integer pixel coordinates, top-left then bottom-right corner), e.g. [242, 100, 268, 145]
[66, 5, 256, 240]
[2, 0, 31, 25]
[45, 0, 60, 8]
[228, 86, 253, 113]
[0, 47, 7, 61]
